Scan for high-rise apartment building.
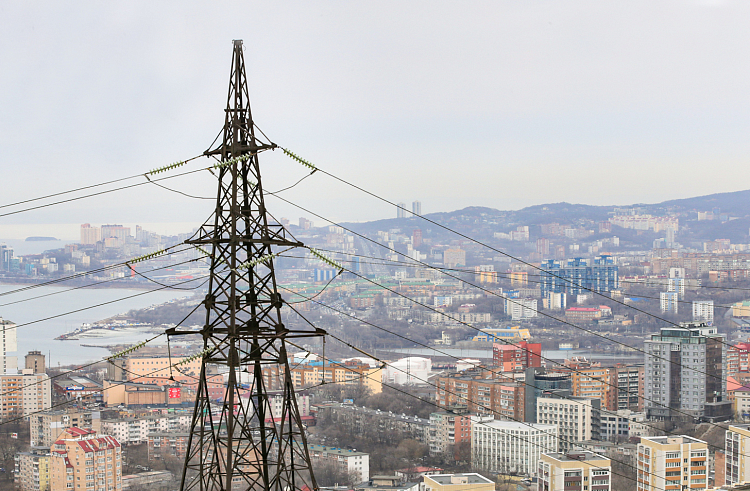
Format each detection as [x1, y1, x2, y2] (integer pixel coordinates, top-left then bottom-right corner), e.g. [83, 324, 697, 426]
[79, 224, 101, 245]
[692, 300, 714, 324]
[412, 229, 423, 248]
[49, 428, 122, 491]
[100, 225, 130, 242]
[435, 374, 526, 421]
[1, 317, 18, 374]
[540, 256, 618, 298]
[26, 351, 46, 374]
[397, 202, 407, 219]
[728, 342, 750, 378]
[644, 323, 726, 419]
[536, 395, 601, 453]
[538, 451, 611, 491]
[0, 369, 51, 420]
[493, 342, 541, 372]
[412, 201, 421, 216]
[660, 292, 679, 314]
[725, 424, 750, 486]
[0, 244, 14, 271]
[636, 436, 707, 491]
[610, 365, 644, 411]
[31, 409, 101, 447]
[16, 447, 51, 491]
[667, 278, 685, 300]
[428, 410, 472, 457]
[505, 298, 538, 320]
[471, 420, 558, 476]
[443, 248, 466, 268]
[570, 367, 611, 410]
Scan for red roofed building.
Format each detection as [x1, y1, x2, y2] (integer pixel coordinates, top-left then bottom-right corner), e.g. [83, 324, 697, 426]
[49, 428, 121, 491]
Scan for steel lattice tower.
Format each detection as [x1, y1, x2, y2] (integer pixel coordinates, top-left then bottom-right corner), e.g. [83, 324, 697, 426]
[177, 40, 320, 491]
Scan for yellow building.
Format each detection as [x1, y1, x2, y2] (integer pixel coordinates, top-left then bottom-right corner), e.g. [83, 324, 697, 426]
[16, 448, 51, 491]
[726, 424, 750, 486]
[262, 362, 382, 394]
[423, 474, 494, 491]
[636, 436, 707, 491]
[471, 327, 530, 342]
[49, 428, 122, 491]
[510, 271, 528, 286]
[538, 451, 611, 491]
[733, 301, 750, 318]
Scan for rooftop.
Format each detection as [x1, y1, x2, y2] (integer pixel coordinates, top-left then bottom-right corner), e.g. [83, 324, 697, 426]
[641, 435, 705, 446]
[308, 444, 368, 456]
[425, 474, 494, 485]
[542, 451, 609, 463]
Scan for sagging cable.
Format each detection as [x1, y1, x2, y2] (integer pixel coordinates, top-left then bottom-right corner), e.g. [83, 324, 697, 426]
[282, 149, 317, 173]
[127, 248, 168, 265]
[235, 253, 277, 272]
[308, 248, 344, 273]
[147, 160, 188, 176]
[108, 340, 148, 361]
[176, 347, 214, 366]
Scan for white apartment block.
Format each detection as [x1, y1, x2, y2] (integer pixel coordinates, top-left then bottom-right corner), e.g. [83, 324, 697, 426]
[471, 420, 558, 476]
[101, 414, 190, 445]
[692, 300, 714, 324]
[308, 444, 370, 482]
[0, 318, 18, 374]
[505, 298, 538, 321]
[537, 396, 600, 452]
[659, 292, 678, 314]
[636, 436, 707, 491]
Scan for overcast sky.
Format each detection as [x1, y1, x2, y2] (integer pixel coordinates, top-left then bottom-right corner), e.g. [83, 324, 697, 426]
[1, 1, 749, 239]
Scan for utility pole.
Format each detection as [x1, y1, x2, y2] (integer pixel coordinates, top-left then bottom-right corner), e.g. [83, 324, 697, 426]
[177, 40, 321, 491]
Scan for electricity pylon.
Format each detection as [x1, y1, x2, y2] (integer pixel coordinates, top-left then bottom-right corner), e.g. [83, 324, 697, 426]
[177, 39, 321, 491]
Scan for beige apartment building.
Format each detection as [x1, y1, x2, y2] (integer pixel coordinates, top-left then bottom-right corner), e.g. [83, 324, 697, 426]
[725, 424, 750, 486]
[49, 428, 121, 491]
[636, 436, 707, 491]
[0, 370, 51, 420]
[16, 447, 51, 491]
[31, 410, 101, 447]
[422, 473, 494, 491]
[538, 451, 611, 491]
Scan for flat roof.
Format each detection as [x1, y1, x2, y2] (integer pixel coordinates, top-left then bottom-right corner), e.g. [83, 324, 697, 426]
[426, 474, 494, 485]
[542, 451, 609, 463]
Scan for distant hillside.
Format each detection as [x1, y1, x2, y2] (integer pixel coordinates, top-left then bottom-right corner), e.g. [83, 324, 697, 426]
[338, 189, 750, 244]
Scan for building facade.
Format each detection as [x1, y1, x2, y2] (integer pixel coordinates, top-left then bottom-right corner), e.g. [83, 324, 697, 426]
[31, 410, 101, 448]
[428, 411, 472, 457]
[308, 444, 370, 482]
[101, 414, 190, 445]
[422, 474, 494, 491]
[492, 342, 541, 372]
[16, 447, 51, 491]
[538, 451, 611, 491]
[540, 256, 618, 298]
[536, 395, 601, 453]
[1, 317, 18, 374]
[725, 424, 750, 486]
[49, 428, 122, 491]
[636, 436, 707, 491]
[644, 323, 727, 419]
[1, 370, 51, 421]
[471, 420, 558, 476]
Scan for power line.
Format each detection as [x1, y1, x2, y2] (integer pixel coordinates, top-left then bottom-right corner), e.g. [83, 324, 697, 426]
[283, 335, 656, 490]
[279, 283, 741, 460]
[267, 196, 732, 396]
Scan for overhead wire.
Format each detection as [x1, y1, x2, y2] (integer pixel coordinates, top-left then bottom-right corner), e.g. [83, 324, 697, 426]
[283, 334, 651, 489]
[267, 194, 734, 394]
[279, 281, 742, 459]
